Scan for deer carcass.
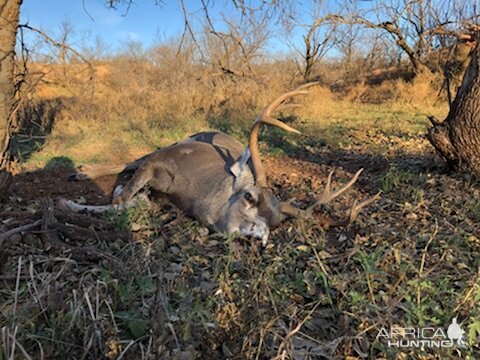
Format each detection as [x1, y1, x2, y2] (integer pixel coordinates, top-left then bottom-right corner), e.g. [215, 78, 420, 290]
[64, 83, 380, 245]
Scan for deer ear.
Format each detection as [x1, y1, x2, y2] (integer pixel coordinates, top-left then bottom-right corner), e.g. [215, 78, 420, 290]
[230, 148, 251, 178]
[230, 147, 251, 179]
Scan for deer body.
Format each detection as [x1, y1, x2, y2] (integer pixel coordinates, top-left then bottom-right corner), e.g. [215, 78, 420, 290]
[113, 131, 283, 242]
[66, 83, 380, 245]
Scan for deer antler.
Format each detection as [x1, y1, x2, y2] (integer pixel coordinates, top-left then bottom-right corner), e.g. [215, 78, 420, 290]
[249, 82, 319, 187]
[248, 83, 379, 226]
[280, 169, 381, 227]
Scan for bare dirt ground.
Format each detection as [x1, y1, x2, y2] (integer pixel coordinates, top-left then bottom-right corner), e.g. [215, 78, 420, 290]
[10, 167, 124, 204]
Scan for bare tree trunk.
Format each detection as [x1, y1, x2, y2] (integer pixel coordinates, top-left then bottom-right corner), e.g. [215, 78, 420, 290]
[0, 0, 22, 170]
[0, 0, 21, 197]
[427, 39, 480, 175]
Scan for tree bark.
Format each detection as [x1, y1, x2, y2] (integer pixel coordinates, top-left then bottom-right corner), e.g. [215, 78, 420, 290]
[0, 0, 22, 170]
[427, 39, 480, 175]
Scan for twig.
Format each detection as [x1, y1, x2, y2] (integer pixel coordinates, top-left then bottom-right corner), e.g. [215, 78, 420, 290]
[453, 275, 480, 313]
[82, 0, 95, 22]
[417, 223, 439, 306]
[116, 335, 148, 360]
[2, 214, 43, 230]
[19, 24, 93, 67]
[9, 328, 34, 360]
[310, 243, 333, 305]
[0, 94, 25, 163]
[13, 257, 22, 318]
[41, 198, 61, 246]
[0, 220, 42, 248]
[177, 0, 206, 62]
[275, 301, 322, 357]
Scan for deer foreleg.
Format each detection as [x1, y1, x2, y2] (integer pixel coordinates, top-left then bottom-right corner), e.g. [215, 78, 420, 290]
[113, 155, 174, 205]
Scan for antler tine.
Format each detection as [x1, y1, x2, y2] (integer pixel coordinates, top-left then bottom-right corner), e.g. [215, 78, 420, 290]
[346, 192, 382, 224]
[317, 191, 381, 228]
[276, 103, 303, 111]
[279, 168, 380, 228]
[258, 82, 319, 127]
[307, 168, 364, 214]
[250, 82, 318, 187]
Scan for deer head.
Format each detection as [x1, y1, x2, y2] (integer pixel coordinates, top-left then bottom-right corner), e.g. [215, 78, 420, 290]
[221, 83, 380, 244]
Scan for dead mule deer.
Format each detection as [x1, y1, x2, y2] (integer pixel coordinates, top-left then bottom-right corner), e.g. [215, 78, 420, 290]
[64, 83, 380, 245]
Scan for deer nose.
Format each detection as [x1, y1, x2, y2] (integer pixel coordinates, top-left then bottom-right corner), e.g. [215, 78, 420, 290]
[240, 222, 269, 246]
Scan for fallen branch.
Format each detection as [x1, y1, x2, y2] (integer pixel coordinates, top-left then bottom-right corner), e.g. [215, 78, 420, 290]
[40, 198, 118, 262]
[55, 209, 114, 230]
[1, 199, 127, 261]
[54, 222, 130, 243]
[1, 212, 42, 230]
[56, 192, 152, 215]
[2, 208, 113, 232]
[0, 211, 41, 219]
[56, 198, 125, 214]
[0, 219, 42, 248]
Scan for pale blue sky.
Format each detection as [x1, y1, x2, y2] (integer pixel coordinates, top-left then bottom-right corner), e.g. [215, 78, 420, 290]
[21, 1, 193, 49]
[19, 0, 330, 56]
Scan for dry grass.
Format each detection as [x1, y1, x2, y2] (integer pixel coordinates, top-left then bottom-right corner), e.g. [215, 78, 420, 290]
[342, 70, 444, 114]
[2, 55, 479, 359]
[16, 72, 449, 171]
[17, 56, 299, 169]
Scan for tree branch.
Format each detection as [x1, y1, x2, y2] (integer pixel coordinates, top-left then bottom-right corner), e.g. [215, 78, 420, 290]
[19, 24, 93, 67]
[177, 0, 206, 62]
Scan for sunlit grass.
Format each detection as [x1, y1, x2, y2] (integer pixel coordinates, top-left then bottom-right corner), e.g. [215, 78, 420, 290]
[21, 97, 448, 171]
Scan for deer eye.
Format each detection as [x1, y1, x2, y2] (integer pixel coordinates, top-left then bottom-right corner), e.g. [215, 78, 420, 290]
[244, 192, 257, 205]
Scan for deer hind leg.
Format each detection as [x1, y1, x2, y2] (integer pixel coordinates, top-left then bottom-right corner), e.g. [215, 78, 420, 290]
[69, 157, 148, 181]
[113, 154, 173, 205]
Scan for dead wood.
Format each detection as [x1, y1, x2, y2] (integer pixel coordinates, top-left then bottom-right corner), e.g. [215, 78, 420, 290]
[0, 219, 42, 248]
[54, 222, 129, 243]
[54, 207, 115, 229]
[39, 198, 119, 262]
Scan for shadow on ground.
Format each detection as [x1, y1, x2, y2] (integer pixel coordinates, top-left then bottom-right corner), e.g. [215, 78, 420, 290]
[9, 98, 64, 163]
